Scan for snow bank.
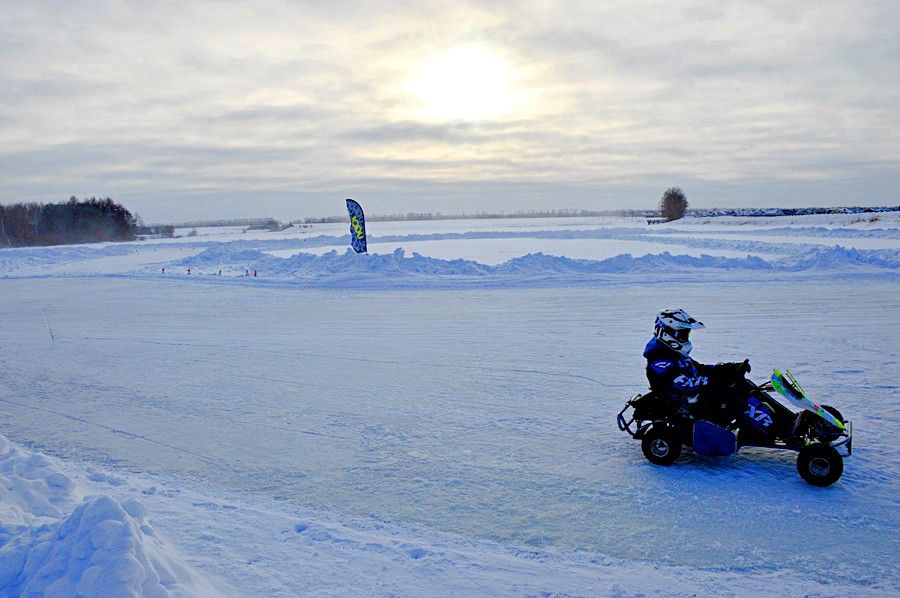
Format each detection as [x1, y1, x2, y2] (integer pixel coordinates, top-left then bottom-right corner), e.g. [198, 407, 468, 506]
[171, 245, 898, 287]
[779, 246, 900, 270]
[668, 225, 900, 239]
[673, 210, 900, 228]
[0, 435, 218, 597]
[494, 251, 775, 273]
[0, 437, 77, 538]
[2, 216, 898, 282]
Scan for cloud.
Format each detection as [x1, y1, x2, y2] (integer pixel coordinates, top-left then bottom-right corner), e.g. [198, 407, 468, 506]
[0, 0, 897, 219]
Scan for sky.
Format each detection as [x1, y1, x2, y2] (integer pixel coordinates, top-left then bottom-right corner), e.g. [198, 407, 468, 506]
[1, 0, 898, 222]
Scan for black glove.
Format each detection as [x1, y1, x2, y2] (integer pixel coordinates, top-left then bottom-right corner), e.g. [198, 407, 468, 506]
[716, 360, 750, 378]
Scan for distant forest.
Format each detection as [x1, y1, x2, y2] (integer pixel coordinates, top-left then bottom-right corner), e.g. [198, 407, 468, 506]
[0, 197, 137, 247]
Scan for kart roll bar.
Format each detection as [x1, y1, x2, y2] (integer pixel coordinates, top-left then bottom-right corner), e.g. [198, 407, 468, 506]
[617, 395, 653, 439]
[616, 397, 638, 437]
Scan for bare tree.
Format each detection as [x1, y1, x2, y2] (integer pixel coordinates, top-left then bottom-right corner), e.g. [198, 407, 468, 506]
[659, 187, 688, 221]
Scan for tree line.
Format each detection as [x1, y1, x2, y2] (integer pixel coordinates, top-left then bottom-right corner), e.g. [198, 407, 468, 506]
[0, 197, 137, 247]
[299, 208, 652, 224]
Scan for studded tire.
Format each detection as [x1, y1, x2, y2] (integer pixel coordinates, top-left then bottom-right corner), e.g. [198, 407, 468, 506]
[797, 443, 843, 487]
[641, 425, 682, 466]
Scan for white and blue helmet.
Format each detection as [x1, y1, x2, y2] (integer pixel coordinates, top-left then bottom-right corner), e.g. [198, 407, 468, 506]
[654, 308, 705, 355]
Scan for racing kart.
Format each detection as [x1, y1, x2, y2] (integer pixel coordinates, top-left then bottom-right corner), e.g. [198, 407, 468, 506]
[617, 363, 852, 486]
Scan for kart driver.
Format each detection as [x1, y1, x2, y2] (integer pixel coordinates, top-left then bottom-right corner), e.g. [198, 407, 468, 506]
[643, 308, 749, 416]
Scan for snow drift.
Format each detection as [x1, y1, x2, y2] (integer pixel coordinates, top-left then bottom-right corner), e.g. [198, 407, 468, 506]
[168, 245, 898, 288]
[0, 435, 218, 597]
[1, 216, 898, 284]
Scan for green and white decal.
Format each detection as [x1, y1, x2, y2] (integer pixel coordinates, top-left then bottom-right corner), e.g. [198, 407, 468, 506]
[771, 369, 845, 431]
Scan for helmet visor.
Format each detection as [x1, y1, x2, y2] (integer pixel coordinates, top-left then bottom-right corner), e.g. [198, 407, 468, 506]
[672, 328, 691, 342]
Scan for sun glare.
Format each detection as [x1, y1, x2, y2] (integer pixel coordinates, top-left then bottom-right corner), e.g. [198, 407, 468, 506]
[410, 46, 519, 122]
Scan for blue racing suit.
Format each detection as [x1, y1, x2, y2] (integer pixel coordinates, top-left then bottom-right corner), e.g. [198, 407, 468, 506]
[643, 337, 732, 408]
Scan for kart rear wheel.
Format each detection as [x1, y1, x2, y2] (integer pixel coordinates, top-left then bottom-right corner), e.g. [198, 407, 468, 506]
[797, 443, 843, 486]
[641, 425, 682, 466]
[822, 405, 844, 424]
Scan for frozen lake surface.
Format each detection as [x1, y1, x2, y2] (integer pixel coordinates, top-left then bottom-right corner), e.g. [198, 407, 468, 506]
[1, 214, 898, 595]
[1, 277, 897, 593]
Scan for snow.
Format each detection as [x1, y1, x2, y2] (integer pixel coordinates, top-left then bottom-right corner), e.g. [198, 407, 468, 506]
[0, 436, 220, 596]
[272, 237, 783, 264]
[289, 216, 649, 240]
[670, 211, 900, 229]
[0, 213, 898, 596]
[2, 224, 897, 284]
[1, 434, 859, 598]
[172, 226, 251, 238]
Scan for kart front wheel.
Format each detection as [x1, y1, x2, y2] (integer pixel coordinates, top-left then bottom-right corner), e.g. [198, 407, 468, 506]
[797, 443, 843, 486]
[641, 425, 682, 466]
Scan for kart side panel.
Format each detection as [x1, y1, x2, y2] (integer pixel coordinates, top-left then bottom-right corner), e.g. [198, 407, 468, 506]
[693, 420, 737, 456]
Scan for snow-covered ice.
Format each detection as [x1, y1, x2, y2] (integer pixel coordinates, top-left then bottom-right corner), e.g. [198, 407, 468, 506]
[0, 214, 897, 596]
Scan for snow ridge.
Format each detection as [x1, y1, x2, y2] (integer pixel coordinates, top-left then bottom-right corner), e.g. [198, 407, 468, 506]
[171, 245, 898, 286]
[0, 435, 219, 597]
[658, 225, 900, 239]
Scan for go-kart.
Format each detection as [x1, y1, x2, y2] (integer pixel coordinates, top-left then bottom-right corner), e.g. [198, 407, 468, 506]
[617, 364, 852, 486]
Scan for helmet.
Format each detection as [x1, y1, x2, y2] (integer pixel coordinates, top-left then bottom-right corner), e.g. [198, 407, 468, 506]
[654, 308, 705, 355]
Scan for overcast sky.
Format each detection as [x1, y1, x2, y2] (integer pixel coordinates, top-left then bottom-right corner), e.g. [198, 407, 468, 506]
[1, 1, 897, 222]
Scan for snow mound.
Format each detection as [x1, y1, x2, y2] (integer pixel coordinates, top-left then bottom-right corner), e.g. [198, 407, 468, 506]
[179, 246, 491, 277]
[0, 436, 77, 535]
[172, 245, 897, 286]
[0, 435, 218, 597]
[179, 247, 270, 268]
[495, 251, 774, 273]
[780, 246, 900, 270]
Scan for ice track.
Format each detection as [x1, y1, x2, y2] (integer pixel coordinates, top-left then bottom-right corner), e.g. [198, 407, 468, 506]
[0, 278, 897, 594]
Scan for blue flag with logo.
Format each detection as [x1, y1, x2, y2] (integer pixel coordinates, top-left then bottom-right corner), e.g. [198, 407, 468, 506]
[346, 198, 367, 253]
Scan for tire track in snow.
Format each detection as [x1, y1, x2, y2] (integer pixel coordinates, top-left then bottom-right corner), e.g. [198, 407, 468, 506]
[243, 345, 606, 386]
[0, 355, 357, 473]
[73, 334, 606, 386]
[0, 396, 224, 467]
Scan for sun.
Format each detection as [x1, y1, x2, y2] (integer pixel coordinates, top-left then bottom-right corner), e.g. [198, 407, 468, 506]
[409, 46, 520, 122]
